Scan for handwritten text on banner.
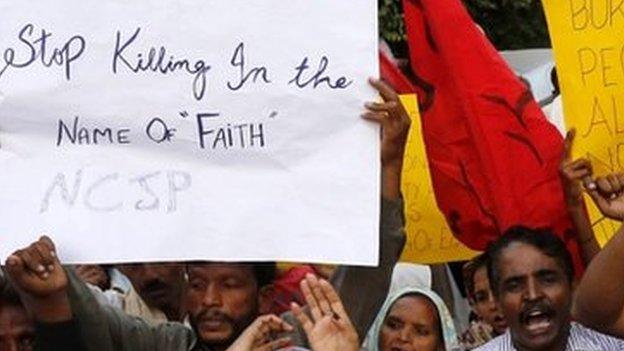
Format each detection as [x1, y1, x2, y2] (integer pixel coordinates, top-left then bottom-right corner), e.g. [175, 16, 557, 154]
[543, 0, 624, 245]
[399, 95, 479, 264]
[0, 1, 380, 265]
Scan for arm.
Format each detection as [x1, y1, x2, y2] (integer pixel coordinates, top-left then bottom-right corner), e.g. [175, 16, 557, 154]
[67, 267, 195, 351]
[5, 237, 194, 351]
[281, 79, 409, 346]
[332, 78, 408, 339]
[575, 224, 624, 336]
[559, 130, 600, 263]
[574, 173, 624, 336]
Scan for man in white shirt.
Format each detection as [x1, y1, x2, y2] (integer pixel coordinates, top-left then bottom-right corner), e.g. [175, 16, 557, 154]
[475, 226, 624, 351]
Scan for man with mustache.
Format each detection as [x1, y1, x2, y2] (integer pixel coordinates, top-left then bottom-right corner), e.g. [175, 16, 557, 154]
[474, 226, 624, 350]
[184, 263, 277, 351]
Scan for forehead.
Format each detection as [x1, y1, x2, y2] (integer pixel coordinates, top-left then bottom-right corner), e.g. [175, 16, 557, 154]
[497, 242, 564, 279]
[473, 266, 490, 291]
[120, 263, 183, 275]
[388, 295, 439, 325]
[188, 263, 255, 281]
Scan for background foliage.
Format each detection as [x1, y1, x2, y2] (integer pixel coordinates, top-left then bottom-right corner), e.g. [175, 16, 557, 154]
[379, 0, 551, 56]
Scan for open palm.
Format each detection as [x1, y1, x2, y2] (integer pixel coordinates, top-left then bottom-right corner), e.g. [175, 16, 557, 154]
[304, 314, 358, 351]
[291, 275, 359, 351]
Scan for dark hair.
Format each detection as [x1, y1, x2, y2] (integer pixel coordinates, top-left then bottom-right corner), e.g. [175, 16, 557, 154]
[486, 226, 574, 295]
[251, 262, 276, 287]
[463, 253, 490, 299]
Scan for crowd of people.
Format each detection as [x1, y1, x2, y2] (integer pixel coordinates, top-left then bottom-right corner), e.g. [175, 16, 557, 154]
[3, 59, 624, 351]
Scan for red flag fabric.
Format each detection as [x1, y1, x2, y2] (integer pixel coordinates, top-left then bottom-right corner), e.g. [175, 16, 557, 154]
[379, 51, 416, 95]
[397, 0, 582, 268]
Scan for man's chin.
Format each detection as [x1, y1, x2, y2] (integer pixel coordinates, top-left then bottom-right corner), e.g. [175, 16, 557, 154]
[516, 330, 559, 350]
[492, 321, 508, 335]
[198, 331, 234, 346]
[197, 325, 234, 346]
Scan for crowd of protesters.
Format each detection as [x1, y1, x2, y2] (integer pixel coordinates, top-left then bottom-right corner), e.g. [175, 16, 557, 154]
[4, 9, 624, 348]
[3, 72, 624, 351]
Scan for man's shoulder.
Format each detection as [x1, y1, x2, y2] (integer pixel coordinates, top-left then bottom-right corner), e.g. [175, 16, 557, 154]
[472, 323, 624, 351]
[569, 322, 624, 349]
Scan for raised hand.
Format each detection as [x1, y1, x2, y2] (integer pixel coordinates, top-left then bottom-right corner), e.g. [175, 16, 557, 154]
[291, 274, 359, 351]
[559, 129, 594, 208]
[4, 236, 71, 322]
[5, 236, 66, 297]
[226, 315, 293, 351]
[363, 78, 411, 199]
[588, 173, 624, 221]
[362, 78, 411, 170]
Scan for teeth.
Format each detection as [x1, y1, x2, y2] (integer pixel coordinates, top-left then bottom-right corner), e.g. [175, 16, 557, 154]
[526, 318, 551, 331]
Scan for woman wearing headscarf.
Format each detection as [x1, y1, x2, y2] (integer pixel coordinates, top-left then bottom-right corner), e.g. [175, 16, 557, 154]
[366, 287, 462, 351]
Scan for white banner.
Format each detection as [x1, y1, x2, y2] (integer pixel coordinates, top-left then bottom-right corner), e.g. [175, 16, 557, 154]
[0, 0, 380, 265]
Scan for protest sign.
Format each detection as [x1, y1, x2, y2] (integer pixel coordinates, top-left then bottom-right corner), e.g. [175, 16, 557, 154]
[543, 0, 624, 245]
[400, 95, 479, 264]
[0, 0, 380, 265]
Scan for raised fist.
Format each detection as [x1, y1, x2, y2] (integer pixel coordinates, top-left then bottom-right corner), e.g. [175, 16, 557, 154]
[588, 174, 624, 222]
[5, 236, 67, 297]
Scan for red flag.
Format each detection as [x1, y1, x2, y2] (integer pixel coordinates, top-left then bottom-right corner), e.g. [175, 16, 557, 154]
[398, 0, 582, 268]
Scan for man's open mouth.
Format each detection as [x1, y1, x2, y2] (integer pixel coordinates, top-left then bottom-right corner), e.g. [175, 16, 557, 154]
[521, 307, 554, 334]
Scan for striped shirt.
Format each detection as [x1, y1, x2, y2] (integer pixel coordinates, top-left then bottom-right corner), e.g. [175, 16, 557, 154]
[474, 322, 624, 351]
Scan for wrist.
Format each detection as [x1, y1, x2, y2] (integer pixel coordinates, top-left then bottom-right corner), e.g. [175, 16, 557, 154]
[23, 292, 72, 323]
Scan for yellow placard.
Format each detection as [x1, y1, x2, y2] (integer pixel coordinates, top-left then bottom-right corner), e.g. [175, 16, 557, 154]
[399, 95, 479, 263]
[543, 1, 624, 245]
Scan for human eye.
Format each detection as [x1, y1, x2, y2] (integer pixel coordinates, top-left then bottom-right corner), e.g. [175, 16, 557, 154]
[385, 317, 403, 330]
[503, 279, 522, 293]
[474, 291, 487, 303]
[189, 278, 206, 290]
[539, 272, 559, 285]
[223, 278, 243, 288]
[416, 326, 431, 336]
